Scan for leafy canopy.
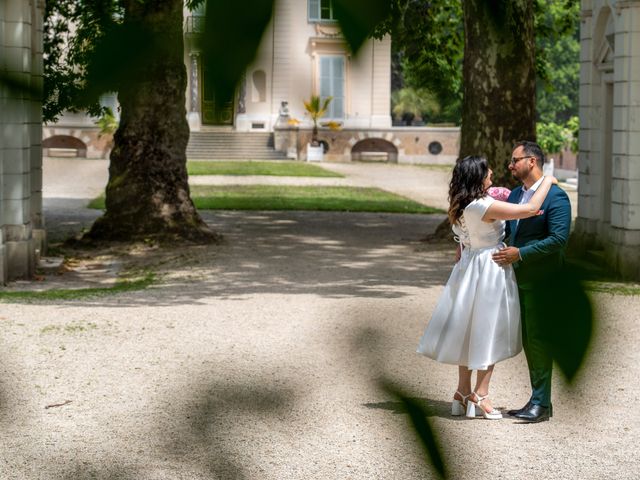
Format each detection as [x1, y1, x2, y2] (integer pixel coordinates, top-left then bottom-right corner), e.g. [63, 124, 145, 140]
[379, 0, 580, 126]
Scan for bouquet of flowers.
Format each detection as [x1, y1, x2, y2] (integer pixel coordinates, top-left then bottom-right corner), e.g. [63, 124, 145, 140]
[487, 186, 511, 202]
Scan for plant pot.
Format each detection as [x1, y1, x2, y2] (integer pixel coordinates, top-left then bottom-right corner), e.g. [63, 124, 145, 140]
[306, 143, 324, 162]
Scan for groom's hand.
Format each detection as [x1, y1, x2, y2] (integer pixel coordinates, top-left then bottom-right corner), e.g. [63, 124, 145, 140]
[492, 246, 520, 266]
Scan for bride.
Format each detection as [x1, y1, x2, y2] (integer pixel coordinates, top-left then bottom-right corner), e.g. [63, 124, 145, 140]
[417, 155, 556, 419]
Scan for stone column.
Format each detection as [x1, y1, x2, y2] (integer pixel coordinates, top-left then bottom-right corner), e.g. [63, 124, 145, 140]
[30, 0, 45, 256]
[607, 0, 640, 277]
[370, 35, 392, 129]
[187, 52, 201, 131]
[575, 6, 598, 244]
[1, 0, 36, 280]
[0, 0, 6, 282]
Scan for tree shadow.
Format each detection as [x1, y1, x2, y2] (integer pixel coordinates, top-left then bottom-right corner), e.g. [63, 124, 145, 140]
[363, 397, 466, 421]
[157, 380, 297, 480]
[33, 208, 454, 307]
[58, 465, 138, 480]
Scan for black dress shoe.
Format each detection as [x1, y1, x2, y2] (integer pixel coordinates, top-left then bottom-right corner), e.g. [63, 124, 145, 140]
[513, 403, 552, 422]
[507, 400, 532, 417]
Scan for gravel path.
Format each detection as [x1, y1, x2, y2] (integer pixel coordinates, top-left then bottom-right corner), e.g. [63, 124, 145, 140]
[0, 158, 629, 480]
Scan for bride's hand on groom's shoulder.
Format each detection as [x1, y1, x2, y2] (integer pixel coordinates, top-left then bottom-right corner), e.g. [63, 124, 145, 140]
[547, 175, 559, 185]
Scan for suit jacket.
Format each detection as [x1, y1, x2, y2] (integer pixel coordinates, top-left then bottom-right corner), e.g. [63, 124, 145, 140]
[505, 184, 572, 288]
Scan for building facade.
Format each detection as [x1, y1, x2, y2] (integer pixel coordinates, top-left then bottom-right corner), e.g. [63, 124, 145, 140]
[577, 0, 640, 278]
[45, 0, 459, 164]
[0, 0, 46, 283]
[183, 0, 392, 133]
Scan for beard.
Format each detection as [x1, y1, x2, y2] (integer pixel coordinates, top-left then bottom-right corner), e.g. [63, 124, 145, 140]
[510, 169, 523, 181]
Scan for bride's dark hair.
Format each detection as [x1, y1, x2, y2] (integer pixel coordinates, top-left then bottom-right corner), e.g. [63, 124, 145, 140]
[448, 155, 489, 225]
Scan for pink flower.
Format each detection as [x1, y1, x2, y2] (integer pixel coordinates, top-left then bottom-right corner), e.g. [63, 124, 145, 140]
[487, 186, 511, 202]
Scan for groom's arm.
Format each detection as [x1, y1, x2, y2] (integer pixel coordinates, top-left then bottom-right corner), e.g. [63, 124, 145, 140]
[503, 189, 520, 243]
[518, 188, 571, 262]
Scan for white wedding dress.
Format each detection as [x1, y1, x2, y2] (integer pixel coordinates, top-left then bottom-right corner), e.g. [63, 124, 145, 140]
[417, 196, 522, 370]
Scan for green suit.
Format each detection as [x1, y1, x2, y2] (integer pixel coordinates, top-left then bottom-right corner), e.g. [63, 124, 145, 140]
[505, 184, 571, 407]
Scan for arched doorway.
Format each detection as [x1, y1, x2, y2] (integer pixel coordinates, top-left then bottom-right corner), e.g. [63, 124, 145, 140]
[351, 138, 398, 163]
[43, 135, 88, 157]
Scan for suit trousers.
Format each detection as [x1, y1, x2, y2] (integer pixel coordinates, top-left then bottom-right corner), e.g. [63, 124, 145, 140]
[518, 286, 552, 407]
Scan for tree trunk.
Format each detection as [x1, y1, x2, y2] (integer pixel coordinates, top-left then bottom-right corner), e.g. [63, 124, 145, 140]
[460, 0, 536, 187]
[427, 0, 536, 241]
[87, 0, 218, 242]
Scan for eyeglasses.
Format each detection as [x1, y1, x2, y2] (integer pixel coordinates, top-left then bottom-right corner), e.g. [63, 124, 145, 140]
[510, 155, 533, 165]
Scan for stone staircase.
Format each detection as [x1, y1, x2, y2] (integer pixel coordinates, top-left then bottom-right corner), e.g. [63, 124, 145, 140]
[187, 131, 287, 160]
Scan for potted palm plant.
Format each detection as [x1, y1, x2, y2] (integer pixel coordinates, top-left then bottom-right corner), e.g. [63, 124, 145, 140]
[304, 95, 332, 161]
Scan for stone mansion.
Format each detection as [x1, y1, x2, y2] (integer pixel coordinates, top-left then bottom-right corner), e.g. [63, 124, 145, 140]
[44, 0, 459, 164]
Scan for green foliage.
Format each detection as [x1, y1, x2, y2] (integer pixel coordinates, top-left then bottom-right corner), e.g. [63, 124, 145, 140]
[566, 116, 579, 153]
[382, 0, 579, 126]
[378, 0, 463, 125]
[536, 121, 565, 154]
[89, 186, 444, 214]
[537, 116, 579, 154]
[0, 273, 155, 303]
[535, 0, 580, 123]
[391, 88, 441, 125]
[43, 0, 123, 122]
[304, 95, 333, 142]
[186, 161, 343, 178]
[586, 281, 640, 296]
[304, 95, 333, 123]
[95, 107, 119, 137]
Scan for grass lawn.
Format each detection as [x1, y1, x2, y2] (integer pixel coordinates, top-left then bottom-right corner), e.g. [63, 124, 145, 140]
[187, 160, 343, 178]
[88, 185, 443, 214]
[0, 273, 156, 303]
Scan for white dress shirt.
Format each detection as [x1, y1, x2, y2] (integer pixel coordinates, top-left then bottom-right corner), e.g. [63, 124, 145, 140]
[516, 176, 545, 229]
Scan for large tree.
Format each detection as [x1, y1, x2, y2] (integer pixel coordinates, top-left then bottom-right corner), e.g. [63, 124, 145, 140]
[90, 0, 215, 240]
[45, 0, 215, 241]
[388, 0, 578, 184]
[43, 0, 391, 242]
[459, 0, 537, 185]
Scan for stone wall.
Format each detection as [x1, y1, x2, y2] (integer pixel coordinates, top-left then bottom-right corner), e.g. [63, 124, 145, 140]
[576, 0, 640, 278]
[275, 126, 460, 164]
[43, 126, 113, 159]
[0, 0, 45, 283]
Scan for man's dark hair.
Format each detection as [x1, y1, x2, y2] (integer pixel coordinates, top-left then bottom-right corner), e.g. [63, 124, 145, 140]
[514, 140, 545, 169]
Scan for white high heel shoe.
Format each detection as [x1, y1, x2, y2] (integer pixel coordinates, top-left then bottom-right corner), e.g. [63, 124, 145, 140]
[451, 391, 470, 416]
[465, 392, 502, 420]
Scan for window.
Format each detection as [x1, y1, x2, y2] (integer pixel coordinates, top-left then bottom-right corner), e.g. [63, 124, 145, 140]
[309, 0, 336, 22]
[319, 55, 345, 118]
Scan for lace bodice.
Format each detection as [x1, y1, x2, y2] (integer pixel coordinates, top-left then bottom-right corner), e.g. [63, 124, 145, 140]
[452, 196, 505, 249]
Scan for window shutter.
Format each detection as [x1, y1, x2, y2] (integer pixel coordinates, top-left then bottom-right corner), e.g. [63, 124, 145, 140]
[331, 57, 344, 118]
[319, 56, 345, 118]
[309, 0, 320, 21]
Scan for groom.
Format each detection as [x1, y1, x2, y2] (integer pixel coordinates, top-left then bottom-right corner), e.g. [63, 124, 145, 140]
[492, 140, 572, 422]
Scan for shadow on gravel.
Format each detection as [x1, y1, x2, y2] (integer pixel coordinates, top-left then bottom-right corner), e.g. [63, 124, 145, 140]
[59, 465, 138, 480]
[159, 381, 296, 479]
[363, 398, 467, 421]
[0, 356, 11, 423]
[34, 210, 454, 307]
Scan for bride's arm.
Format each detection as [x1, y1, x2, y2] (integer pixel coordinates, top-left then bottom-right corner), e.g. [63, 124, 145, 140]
[482, 176, 557, 221]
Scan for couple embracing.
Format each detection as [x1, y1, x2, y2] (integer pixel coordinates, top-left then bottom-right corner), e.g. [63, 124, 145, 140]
[417, 140, 571, 422]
